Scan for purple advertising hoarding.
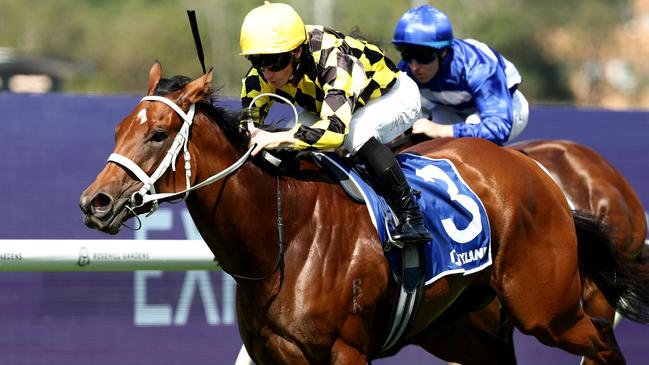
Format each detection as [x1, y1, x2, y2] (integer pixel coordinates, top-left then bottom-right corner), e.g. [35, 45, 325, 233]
[0, 92, 648, 364]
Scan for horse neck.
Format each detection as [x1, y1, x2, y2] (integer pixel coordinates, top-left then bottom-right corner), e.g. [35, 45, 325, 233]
[184, 111, 283, 280]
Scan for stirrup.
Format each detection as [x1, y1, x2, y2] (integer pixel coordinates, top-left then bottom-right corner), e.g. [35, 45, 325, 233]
[393, 233, 431, 245]
[384, 226, 404, 252]
[392, 219, 432, 245]
[385, 228, 430, 251]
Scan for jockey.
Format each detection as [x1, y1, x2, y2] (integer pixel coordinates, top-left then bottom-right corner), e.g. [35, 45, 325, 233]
[240, 1, 432, 245]
[393, 5, 529, 145]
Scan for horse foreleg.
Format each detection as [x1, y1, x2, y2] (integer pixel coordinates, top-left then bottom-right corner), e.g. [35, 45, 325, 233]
[250, 331, 367, 364]
[330, 339, 367, 365]
[582, 279, 617, 325]
[253, 331, 311, 365]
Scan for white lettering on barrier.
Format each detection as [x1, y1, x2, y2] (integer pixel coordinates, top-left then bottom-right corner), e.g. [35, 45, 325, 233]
[181, 210, 203, 240]
[132, 207, 236, 327]
[134, 271, 172, 326]
[222, 271, 236, 325]
[134, 270, 236, 327]
[175, 271, 219, 325]
[135, 209, 172, 240]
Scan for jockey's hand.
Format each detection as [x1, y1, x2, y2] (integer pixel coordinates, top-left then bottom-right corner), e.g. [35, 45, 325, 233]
[411, 118, 454, 139]
[249, 126, 296, 156]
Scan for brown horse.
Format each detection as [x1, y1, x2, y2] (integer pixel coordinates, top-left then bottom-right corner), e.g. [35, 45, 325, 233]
[514, 140, 648, 320]
[79, 63, 649, 364]
[414, 139, 648, 364]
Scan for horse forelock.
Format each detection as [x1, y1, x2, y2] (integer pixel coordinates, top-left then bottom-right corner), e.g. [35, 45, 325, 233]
[153, 75, 193, 96]
[153, 75, 249, 148]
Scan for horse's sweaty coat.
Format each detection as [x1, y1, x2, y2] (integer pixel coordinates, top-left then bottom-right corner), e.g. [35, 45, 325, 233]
[79, 63, 649, 365]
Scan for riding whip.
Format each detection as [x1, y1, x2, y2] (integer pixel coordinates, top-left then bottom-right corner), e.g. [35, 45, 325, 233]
[186, 10, 207, 74]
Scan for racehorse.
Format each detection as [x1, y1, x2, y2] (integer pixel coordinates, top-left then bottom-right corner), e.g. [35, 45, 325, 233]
[79, 62, 649, 364]
[412, 139, 648, 364]
[514, 140, 648, 320]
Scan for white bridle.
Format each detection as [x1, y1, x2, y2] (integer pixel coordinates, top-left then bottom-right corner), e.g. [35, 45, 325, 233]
[106, 95, 254, 216]
[106, 92, 297, 216]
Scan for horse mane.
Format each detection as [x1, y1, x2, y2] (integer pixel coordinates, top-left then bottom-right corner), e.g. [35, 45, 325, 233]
[154, 75, 250, 148]
[154, 75, 318, 174]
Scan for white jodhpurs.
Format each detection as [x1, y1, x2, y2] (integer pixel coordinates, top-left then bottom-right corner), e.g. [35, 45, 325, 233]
[291, 72, 421, 154]
[427, 89, 529, 143]
[508, 90, 529, 142]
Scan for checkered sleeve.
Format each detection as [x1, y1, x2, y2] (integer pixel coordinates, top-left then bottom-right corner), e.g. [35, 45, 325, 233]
[292, 49, 367, 150]
[240, 68, 272, 124]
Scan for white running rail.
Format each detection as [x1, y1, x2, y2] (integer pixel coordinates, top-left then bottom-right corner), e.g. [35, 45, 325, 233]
[0, 239, 217, 271]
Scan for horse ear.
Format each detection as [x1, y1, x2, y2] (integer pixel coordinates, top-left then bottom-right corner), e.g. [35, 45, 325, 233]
[147, 62, 163, 96]
[181, 68, 214, 103]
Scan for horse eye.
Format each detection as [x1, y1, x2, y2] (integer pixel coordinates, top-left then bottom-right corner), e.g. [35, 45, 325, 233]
[151, 131, 168, 143]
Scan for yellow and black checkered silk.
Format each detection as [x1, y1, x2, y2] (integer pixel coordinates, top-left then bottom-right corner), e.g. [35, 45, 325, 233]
[241, 25, 400, 150]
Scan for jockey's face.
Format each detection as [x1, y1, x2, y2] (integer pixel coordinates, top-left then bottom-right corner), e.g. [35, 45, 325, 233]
[262, 61, 293, 88]
[251, 48, 301, 89]
[408, 58, 439, 84]
[401, 47, 445, 84]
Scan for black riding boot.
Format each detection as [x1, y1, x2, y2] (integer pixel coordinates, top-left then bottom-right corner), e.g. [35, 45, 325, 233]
[356, 137, 432, 245]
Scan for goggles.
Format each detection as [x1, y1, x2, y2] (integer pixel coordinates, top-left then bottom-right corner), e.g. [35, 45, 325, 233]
[398, 46, 440, 64]
[247, 52, 294, 72]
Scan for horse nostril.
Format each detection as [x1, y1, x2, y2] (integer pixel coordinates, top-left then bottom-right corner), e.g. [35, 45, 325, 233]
[89, 193, 113, 217]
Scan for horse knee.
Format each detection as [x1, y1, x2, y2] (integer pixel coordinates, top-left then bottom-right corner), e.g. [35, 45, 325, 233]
[331, 339, 366, 365]
[582, 279, 617, 321]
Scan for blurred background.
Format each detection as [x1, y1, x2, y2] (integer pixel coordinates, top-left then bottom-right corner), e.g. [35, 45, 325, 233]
[2, 0, 648, 108]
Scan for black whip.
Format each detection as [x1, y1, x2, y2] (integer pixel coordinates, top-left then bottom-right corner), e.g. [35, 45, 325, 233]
[186, 10, 206, 74]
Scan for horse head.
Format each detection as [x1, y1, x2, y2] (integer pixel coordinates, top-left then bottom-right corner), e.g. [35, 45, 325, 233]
[79, 62, 215, 234]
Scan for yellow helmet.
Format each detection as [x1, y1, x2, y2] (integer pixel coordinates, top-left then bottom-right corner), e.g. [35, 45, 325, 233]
[240, 1, 307, 55]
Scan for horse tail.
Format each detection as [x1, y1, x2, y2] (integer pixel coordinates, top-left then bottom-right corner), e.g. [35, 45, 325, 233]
[574, 210, 649, 324]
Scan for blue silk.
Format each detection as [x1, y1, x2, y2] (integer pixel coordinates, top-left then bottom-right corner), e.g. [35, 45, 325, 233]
[398, 38, 520, 145]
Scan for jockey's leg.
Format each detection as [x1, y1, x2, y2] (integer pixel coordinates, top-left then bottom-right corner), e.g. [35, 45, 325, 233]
[356, 137, 432, 244]
[344, 73, 430, 244]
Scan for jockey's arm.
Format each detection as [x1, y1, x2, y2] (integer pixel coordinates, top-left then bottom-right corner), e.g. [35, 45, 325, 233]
[411, 118, 453, 139]
[248, 126, 296, 156]
[291, 51, 365, 151]
[452, 66, 513, 145]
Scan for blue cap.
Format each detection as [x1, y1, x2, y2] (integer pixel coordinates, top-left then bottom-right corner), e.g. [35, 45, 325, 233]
[393, 5, 453, 49]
